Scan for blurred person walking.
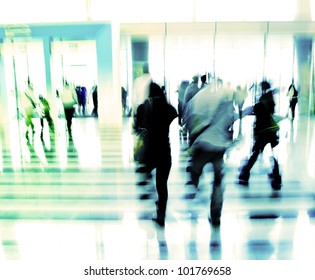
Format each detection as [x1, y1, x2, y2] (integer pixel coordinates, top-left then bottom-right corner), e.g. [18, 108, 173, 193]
[131, 62, 152, 116]
[132, 63, 153, 184]
[287, 82, 299, 120]
[183, 75, 200, 113]
[183, 79, 236, 226]
[39, 94, 55, 141]
[177, 80, 189, 127]
[134, 82, 177, 227]
[238, 81, 282, 190]
[91, 85, 98, 117]
[60, 81, 77, 139]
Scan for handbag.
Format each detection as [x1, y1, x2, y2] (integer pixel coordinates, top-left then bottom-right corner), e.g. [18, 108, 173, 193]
[133, 97, 153, 163]
[133, 128, 149, 163]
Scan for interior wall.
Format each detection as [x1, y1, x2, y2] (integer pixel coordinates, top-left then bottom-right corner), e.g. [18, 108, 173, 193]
[121, 22, 297, 112]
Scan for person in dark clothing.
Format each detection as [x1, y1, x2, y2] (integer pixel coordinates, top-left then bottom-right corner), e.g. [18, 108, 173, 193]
[91, 85, 98, 117]
[200, 74, 208, 89]
[134, 82, 177, 227]
[39, 95, 55, 141]
[121, 86, 128, 116]
[177, 80, 189, 126]
[238, 81, 282, 190]
[76, 86, 87, 116]
[287, 82, 298, 120]
[61, 81, 77, 139]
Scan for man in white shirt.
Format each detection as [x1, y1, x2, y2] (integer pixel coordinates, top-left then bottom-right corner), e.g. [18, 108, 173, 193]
[131, 62, 152, 116]
[183, 80, 235, 226]
[60, 81, 77, 139]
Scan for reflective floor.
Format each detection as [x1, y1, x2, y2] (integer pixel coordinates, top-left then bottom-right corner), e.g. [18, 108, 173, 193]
[0, 113, 314, 260]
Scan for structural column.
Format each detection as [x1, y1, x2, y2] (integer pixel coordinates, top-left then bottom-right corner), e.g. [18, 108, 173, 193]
[294, 0, 313, 115]
[295, 38, 312, 115]
[95, 23, 122, 126]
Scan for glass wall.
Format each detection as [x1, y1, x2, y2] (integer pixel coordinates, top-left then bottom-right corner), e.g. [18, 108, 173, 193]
[121, 25, 294, 114]
[1, 40, 46, 121]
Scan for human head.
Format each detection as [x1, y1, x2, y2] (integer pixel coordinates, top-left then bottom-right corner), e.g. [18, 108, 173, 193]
[192, 75, 198, 83]
[149, 82, 164, 98]
[260, 80, 271, 92]
[201, 75, 206, 83]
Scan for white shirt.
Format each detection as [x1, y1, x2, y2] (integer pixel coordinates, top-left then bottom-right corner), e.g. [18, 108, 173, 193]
[131, 74, 152, 111]
[61, 86, 77, 108]
[185, 84, 235, 151]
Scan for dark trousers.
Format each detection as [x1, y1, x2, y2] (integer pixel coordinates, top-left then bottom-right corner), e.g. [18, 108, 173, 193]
[40, 111, 55, 134]
[290, 100, 297, 120]
[189, 147, 225, 220]
[148, 153, 172, 220]
[64, 107, 75, 136]
[239, 132, 281, 188]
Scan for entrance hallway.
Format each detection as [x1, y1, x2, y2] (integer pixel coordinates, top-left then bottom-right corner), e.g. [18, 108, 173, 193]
[0, 114, 314, 260]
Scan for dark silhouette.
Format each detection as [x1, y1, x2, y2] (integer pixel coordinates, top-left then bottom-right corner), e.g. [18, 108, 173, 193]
[134, 82, 177, 227]
[238, 80, 282, 190]
[121, 86, 128, 116]
[39, 95, 55, 141]
[287, 82, 298, 120]
[200, 74, 208, 89]
[91, 85, 98, 117]
[177, 80, 189, 126]
[60, 81, 77, 139]
[183, 75, 199, 112]
[76, 86, 87, 116]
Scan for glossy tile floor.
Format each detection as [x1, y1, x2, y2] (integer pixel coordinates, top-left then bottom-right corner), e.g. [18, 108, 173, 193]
[0, 113, 314, 260]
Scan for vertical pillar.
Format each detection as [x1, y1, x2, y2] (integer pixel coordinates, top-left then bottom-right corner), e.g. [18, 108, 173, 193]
[0, 42, 10, 146]
[295, 38, 312, 115]
[42, 36, 58, 118]
[0, 46, 9, 119]
[95, 23, 121, 126]
[42, 37, 52, 98]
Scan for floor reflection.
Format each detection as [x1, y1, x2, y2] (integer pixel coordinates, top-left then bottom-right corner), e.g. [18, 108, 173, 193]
[0, 115, 314, 260]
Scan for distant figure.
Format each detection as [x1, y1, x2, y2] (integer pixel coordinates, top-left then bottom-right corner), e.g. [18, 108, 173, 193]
[131, 62, 152, 116]
[134, 82, 177, 227]
[76, 86, 87, 116]
[182, 75, 200, 141]
[131, 63, 153, 184]
[60, 82, 77, 139]
[177, 80, 189, 126]
[287, 82, 298, 120]
[183, 80, 235, 226]
[21, 81, 36, 144]
[183, 75, 200, 111]
[238, 81, 282, 190]
[121, 86, 128, 116]
[200, 74, 208, 89]
[39, 95, 55, 140]
[91, 85, 98, 117]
